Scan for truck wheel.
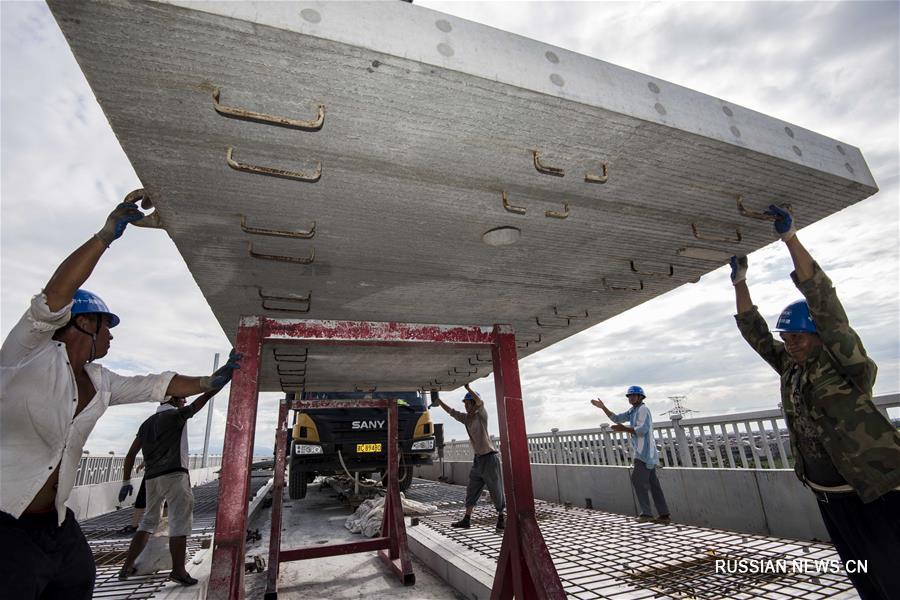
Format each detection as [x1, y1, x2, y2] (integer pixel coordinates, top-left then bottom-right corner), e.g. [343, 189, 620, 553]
[289, 464, 308, 500]
[399, 465, 414, 491]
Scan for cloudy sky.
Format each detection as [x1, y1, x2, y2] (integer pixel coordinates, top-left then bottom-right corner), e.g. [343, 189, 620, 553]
[2, 1, 898, 454]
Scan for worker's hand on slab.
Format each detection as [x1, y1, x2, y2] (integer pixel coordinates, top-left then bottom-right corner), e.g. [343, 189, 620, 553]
[200, 349, 243, 392]
[764, 204, 796, 241]
[95, 189, 148, 246]
[590, 398, 606, 410]
[117, 483, 133, 503]
[729, 255, 748, 285]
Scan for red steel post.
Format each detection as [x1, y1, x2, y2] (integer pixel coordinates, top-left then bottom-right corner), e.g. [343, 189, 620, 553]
[208, 318, 263, 600]
[490, 325, 565, 600]
[264, 395, 291, 599]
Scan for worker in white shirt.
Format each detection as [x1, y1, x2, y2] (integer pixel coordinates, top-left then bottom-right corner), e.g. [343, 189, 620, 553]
[0, 190, 242, 600]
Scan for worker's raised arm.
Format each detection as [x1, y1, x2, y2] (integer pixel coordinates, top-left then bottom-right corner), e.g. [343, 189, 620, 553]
[165, 350, 243, 398]
[731, 255, 791, 374]
[185, 388, 220, 418]
[464, 383, 484, 409]
[590, 398, 617, 422]
[43, 190, 147, 311]
[730, 256, 753, 315]
[764, 205, 814, 283]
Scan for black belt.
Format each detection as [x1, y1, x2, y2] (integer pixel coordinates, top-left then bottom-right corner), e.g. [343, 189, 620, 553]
[476, 451, 497, 458]
[812, 489, 854, 504]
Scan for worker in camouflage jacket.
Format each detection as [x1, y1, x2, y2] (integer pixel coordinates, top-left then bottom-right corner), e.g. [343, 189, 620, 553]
[731, 205, 900, 600]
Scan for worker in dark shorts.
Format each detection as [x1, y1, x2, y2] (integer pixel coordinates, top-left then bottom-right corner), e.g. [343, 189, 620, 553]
[731, 204, 900, 600]
[116, 379, 233, 586]
[0, 191, 243, 600]
[433, 384, 506, 530]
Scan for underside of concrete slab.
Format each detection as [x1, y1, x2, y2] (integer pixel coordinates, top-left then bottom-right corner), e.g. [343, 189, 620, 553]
[47, 0, 877, 393]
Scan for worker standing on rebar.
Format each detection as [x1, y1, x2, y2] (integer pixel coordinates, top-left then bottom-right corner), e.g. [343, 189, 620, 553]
[592, 387, 671, 524]
[116, 387, 224, 586]
[0, 191, 242, 599]
[730, 205, 900, 600]
[432, 384, 506, 530]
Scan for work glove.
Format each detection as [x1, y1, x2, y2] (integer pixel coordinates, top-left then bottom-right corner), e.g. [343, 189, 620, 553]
[118, 483, 134, 503]
[95, 189, 147, 246]
[730, 255, 748, 285]
[763, 204, 796, 241]
[200, 349, 243, 392]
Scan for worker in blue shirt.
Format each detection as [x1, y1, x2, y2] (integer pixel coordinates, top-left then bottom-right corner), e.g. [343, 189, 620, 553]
[592, 386, 671, 523]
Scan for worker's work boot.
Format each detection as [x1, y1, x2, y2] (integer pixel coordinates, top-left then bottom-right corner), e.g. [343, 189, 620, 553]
[635, 514, 654, 523]
[451, 515, 471, 528]
[496, 513, 505, 530]
[653, 514, 672, 524]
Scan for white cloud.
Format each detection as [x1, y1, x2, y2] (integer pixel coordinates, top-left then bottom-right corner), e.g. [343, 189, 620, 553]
[2, 1, 898, 453]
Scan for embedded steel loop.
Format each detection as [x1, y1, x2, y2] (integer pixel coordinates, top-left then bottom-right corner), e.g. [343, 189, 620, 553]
[532, 150, 565, 177]
[535, 316, 570, 328]
[258, 288, 312, 313]
[630, 260, 674, 277]
[241, 215, 316, 239]
[515, 334, 543, 349]
[584, 163, 609, 184]
[735, 195, 793, 221]
[691, 223, 742, 243]
[469, 354, 493, 365]
[277, 364, 307, 375]
[273, 348, 308, 363]
[545, 203, 570, 219]
[502, 191, 527, 215]
[450, 367, 477, 376]
[602, 277, 644, 291]
[247, 241, 315, 264]
[212, 89, 325, 131]
[226, 146, 322, 182]
[553, 307, 588, 319]
[354, 384, 377, 392]
[131, 210, 164, 229]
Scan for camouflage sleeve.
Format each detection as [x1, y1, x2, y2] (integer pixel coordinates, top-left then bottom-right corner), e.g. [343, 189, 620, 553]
[793, 262, 874, 383]
[734, 306, 790, 375]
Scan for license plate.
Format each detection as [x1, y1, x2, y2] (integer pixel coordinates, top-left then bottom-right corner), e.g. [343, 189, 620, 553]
[356, 443, 382, 453]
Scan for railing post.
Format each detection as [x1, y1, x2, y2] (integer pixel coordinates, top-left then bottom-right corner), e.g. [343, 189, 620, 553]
[550, 427, 561, 464]
[671, 415, 693, 467]
[599, 424, 614, 465]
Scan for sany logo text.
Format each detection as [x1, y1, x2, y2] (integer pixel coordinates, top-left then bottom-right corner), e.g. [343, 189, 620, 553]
[351, 420, 385, 430]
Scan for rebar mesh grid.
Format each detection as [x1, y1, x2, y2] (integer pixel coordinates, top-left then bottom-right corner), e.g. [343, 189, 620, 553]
[405, 480, 857, 600]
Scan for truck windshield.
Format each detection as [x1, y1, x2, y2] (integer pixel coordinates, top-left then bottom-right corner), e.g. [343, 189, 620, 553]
[302, 391, 426, 409]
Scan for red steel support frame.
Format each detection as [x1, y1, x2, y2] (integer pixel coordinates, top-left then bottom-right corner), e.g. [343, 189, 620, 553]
[208, 318, 564, 599]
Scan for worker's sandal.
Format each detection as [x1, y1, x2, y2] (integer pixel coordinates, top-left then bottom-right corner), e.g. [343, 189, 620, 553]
[450, 516, 471, 528]
[117, 567, 136, 581]
[496, 514, 506, 530]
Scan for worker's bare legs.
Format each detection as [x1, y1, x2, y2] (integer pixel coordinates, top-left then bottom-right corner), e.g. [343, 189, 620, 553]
[169, 536, 191, 578]
[130, 508, 145, 528]
[118, 531, 151, 578]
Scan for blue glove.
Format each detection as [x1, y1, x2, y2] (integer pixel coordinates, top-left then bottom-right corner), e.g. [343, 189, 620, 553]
[730, 255, 748, 285]
[763, 204, 796, 240]
[204, 349, 243, 391]
[118, 483, 134, 503]
[96, 191, 146, 246]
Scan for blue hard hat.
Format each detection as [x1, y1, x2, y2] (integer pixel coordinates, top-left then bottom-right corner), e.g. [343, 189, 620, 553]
[773, 300, 816, 334]
[626, 385, 645, 399]
[72, 289, 120, 328]
[463, 392, 475, 402]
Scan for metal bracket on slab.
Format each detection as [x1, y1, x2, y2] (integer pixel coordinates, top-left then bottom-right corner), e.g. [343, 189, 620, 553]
[584, 163, 609, 184]
[630, 260, 674, 277]
[691, 223, 742, 243]
[532, 150, 565, 177]
[536, 316, 570, 328]
[516, 334, 543, 349]
[273, 348, 308, 363]
[450, 367, 477, 376]
[469, 354, 493, 365]
[545, 203, 570, 219]
[553, 307, 588, 319]
[248, 241, 315, 264]
[603, 277, 644, 291]
[126, 189, 164, 229]
[213, 89, 325, 131]
[501, 191, 527, 215]
[241, 215, 316, 239]
[258, 288, 311, 313]
[226, 146, 321, 182]
[735, 196, 793, 221]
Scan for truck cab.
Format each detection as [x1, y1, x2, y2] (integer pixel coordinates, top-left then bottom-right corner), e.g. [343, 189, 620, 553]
[288, 391, 436, 499]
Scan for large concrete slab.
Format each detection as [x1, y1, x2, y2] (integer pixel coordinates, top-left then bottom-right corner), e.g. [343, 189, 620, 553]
[47, 0, 877, 393]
